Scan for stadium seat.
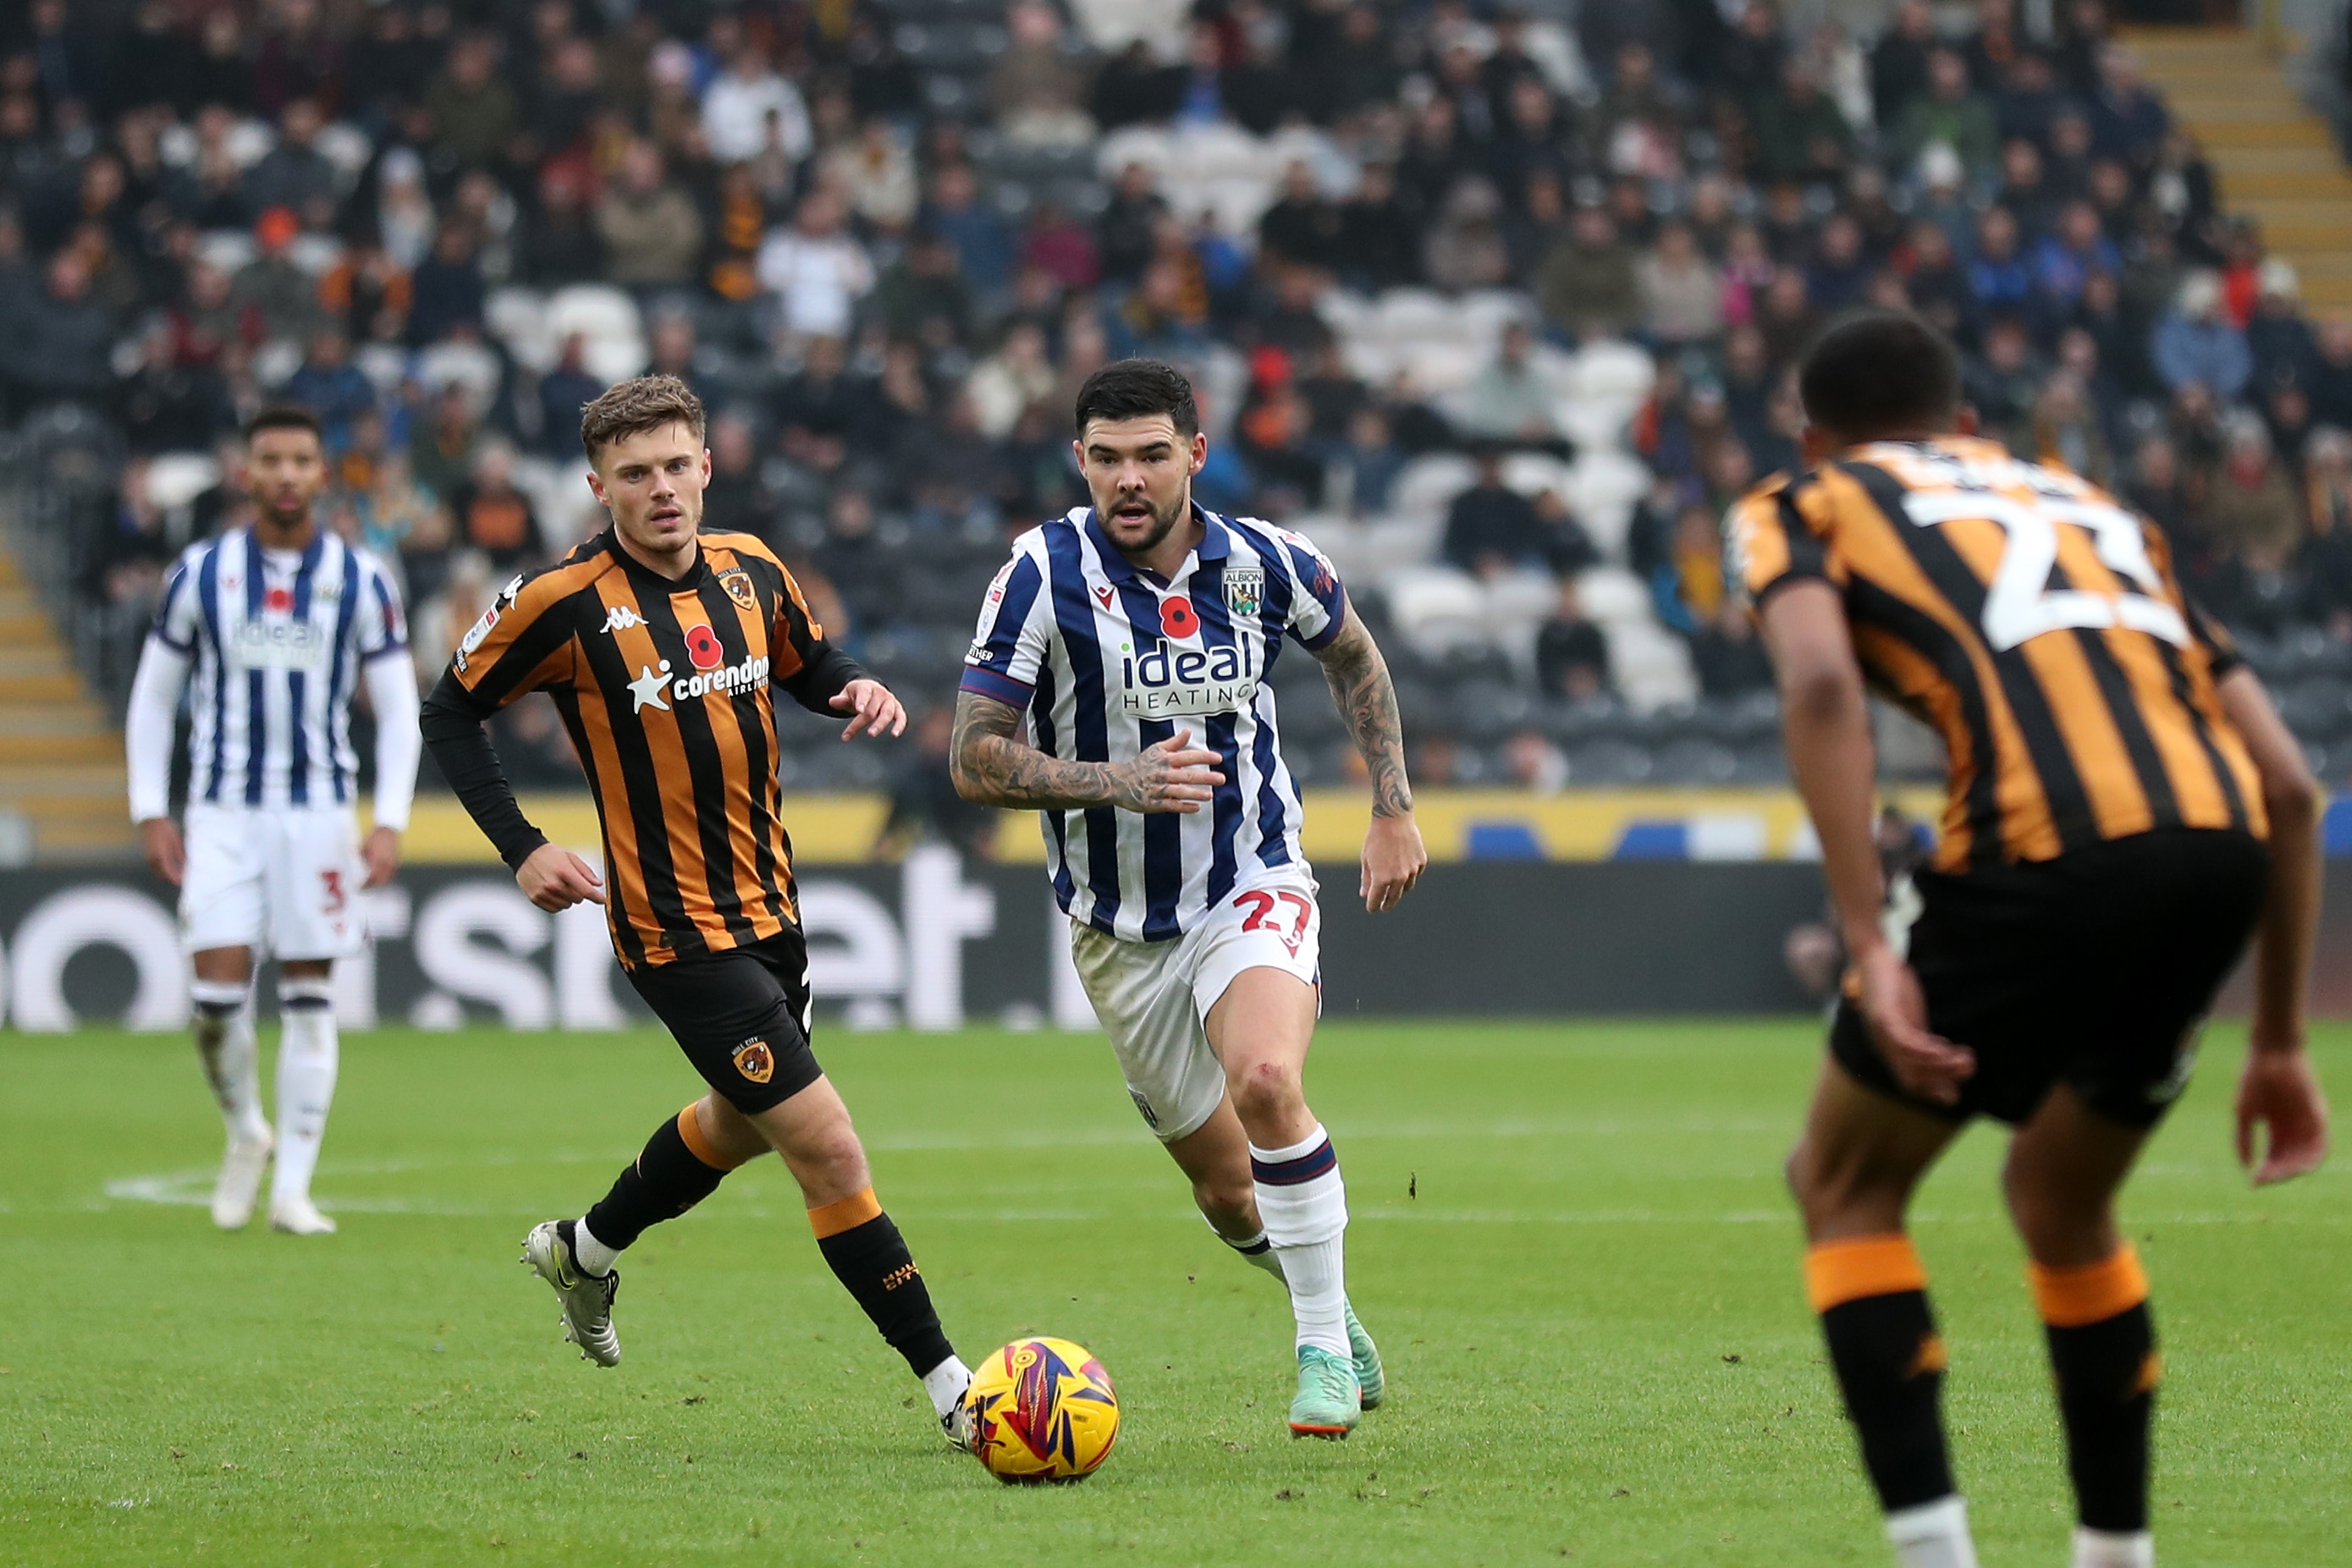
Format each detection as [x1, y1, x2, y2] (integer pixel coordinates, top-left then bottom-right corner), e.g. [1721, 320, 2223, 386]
[1387, 454, 1478, 523]
[543, 285, 647, 383]
[413, 339, 504, 416]
[1379, 565, 1489, 659]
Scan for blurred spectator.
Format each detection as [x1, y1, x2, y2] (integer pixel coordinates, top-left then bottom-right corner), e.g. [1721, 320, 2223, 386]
[2200, 418, 2301, 579]
[406, 223, 487, 345]
[875, 229, 973, 349]
[282, 329, 377, 454]
[1330, 406, 1406, 517]
[1870, 0, 1940, 126]
[447, 439, 542, 569]
[967, 322, 1056, 441]
[427, 33, 517, 167]
[233, 207, 330, 345]
[598, 142, 705, 291]
[410, 383, 483, 505]
[117, 322, 234, 454]
[1754, 60, 1855, 184]
[1892, 50, 1999, 183]
[925, 163, 1015, 304]
[1503, 729, 1571, 794]
[2033, 370, 2113, 487]
[2153, 272, 2251, 402]
[759, 191, 876, 344]
[821, 118, 921, 235]
[1445, 448, 1553, 578]
[1693, 603, 1774, 696]
[1340, 162, 1421, 293]
[701, 415, 779, 542]
[1536, 580, 1612, 701]
[990, 2, 1094, 149]
[1259, 162, 1345, 275]
[1540, 206, 1639, 340]
[245, 98, 339, 219]
[1423, 178, 1512, 294]
[3, 251, 117, 413]
[702, 42, 812, 166]
[1637, 222, 1725, 346]
[1456, 322, 1557, 446]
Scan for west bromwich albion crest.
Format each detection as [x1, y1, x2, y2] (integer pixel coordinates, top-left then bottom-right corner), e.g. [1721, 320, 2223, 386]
[1221, 563, 1264, 619]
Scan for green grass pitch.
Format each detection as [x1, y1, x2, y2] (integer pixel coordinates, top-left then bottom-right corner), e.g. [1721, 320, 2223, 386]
[2, 1019, 2344, 1566]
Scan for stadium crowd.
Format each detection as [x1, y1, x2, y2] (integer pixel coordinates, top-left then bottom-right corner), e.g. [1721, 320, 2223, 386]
[7, 0, 2352, 801]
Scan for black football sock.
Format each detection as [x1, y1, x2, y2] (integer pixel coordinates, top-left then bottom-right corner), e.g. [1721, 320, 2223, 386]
[580, 1105, 747, 1262]
[2032, 1248, 2158, 1533]
[1807, 1235, 1957, 1512]
[811, 1189, 956, 1378]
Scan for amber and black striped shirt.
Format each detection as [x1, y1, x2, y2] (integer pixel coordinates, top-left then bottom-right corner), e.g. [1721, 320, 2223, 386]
[1729, 436, 2265, 873]
[421, 528, 862, 970]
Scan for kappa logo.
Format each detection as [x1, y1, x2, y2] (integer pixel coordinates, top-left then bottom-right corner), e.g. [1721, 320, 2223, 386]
[718, 566, 757, 613]
[732, 1037, 776, 1085]
[498, 573, 526, 605]
[600, 605, 646, 634]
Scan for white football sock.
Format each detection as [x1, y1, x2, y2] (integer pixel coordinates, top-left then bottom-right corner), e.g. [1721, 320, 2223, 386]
[921, 1355, 973, 1419]
[271, 979, 339, 1209]
[190, 981, 267, 1141]
[1248, 1124, 1349, 1357]
[1219, 1224, 1289, 1286]
[2072, 1527, 2153, 1568]
[570, 1218, 620, 1276]
[1885, 1495, 1980, 1568]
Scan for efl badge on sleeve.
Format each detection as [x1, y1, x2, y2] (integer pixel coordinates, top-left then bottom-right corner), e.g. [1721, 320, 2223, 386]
[1221, 563, 1264, 619]
[718, 566, 757, 613]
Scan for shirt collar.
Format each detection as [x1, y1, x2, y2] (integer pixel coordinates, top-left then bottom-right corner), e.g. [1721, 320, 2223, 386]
[603, 525, 710, 591]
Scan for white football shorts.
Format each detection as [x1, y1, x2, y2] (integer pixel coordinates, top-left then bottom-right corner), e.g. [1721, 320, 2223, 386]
[180, 801, 366, 960]
[1068, 867, 1323, 1143]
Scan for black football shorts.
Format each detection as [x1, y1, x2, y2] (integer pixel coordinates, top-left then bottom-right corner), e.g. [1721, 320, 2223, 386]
[627, 927, 823, 1114]
[1830, 827, 2270, 1129]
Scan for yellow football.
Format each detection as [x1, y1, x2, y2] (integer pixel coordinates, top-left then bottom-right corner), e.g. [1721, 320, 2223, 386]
[963, 1336, 1121, 1483]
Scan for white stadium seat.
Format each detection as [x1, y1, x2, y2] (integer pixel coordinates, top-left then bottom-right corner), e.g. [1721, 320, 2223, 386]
[144, 453, 222, 512]
[1379, 565, 1490, 659]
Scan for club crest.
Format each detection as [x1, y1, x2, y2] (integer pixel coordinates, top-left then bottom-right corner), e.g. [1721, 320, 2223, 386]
[718, 566, 757, 613]
[733, 1037, 775, 1084]
[1221, 564, 1264, 619]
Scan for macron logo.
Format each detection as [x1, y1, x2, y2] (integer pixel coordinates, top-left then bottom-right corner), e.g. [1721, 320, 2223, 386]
[601, 606, 646, 634]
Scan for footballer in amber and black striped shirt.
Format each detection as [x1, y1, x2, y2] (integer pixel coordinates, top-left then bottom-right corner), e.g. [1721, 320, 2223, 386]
[420, 375, 982, 1450]
[1749, 311, 2326, 1568]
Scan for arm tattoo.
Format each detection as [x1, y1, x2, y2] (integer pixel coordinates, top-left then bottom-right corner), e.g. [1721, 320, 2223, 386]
[951, 690, 1148, 812]
[1312, 608, 1414, 818]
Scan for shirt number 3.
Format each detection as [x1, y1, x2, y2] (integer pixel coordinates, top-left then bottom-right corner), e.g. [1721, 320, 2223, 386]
[1902, 491, 2191, 653]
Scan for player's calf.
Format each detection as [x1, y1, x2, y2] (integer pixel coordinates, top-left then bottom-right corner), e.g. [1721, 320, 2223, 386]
[2032, 1248, 2159, 1568]
[1806, 1234, 1976, 1568]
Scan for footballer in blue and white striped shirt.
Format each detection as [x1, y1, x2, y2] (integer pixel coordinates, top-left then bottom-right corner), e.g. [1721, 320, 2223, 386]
[952, 360, 1425, 1439]
[126, 407, 421, 1238]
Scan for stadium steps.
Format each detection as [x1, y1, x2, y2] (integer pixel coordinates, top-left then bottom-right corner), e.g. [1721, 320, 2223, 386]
[2120, 25, 2352, 307]
[0, 547, 135, 863]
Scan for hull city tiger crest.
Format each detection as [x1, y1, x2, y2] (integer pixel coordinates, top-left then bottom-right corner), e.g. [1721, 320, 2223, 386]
[717, 566, 758, 613]
[733, 1037, 776, 1084]
[1221, 563, 1264, 620]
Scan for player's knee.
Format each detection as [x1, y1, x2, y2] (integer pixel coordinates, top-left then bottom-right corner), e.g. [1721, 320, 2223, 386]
[1192, 1173, 1255, 1229]
[1225, 1057, 1302, 1125]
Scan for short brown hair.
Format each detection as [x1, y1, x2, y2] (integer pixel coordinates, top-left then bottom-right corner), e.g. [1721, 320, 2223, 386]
[579, 374, 706, 463]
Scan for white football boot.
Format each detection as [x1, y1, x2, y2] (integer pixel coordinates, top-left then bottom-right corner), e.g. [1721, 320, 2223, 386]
[521, 1221, 620, 1367]
[268, 1195, 338, 1235]
[211, 1127, 273, 1230]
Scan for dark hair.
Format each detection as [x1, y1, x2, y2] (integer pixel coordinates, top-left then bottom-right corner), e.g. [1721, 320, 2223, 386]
[244, 404, 323, 446]
[578, 373, 707, 462]
[1797, 310, 1960, 440]
[1073, 359, 1198, 439]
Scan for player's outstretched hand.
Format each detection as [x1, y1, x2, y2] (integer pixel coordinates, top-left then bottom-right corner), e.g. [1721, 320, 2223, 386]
[1852, 939, 1975, 1106]
[2235, 1044, 2329, 1186]
[1114, 728, 1226, 814]
[517, 843, 606, 911]
[361, 826, 402, 889]
[138, 817, 185, 887]
[831, 679, 907, 740]
[1360, 812, 1425, 912]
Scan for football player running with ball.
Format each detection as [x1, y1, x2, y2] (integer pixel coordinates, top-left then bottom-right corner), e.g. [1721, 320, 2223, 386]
[951, 360, 1427, 1438]
[419, 376, 978, 1448]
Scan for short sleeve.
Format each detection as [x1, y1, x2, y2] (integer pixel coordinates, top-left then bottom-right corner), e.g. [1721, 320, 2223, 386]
[960, 547, 1051, 706]
[1727, 479, 1834, 608]
[356, 558, 410, 662]
[1273, 526, 1348, 652]
[448, 568, 576, 710]
[151, 553, 203, 654]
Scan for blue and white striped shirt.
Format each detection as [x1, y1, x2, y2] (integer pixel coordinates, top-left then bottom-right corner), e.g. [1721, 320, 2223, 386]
[150, 528, 409, 810]
[961, 505, 1348, 941]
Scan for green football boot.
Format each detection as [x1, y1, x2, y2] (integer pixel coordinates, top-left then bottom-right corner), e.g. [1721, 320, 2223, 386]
[1288, 1345, 1361, 1438]
[1345, 1299, 1384, 1410]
